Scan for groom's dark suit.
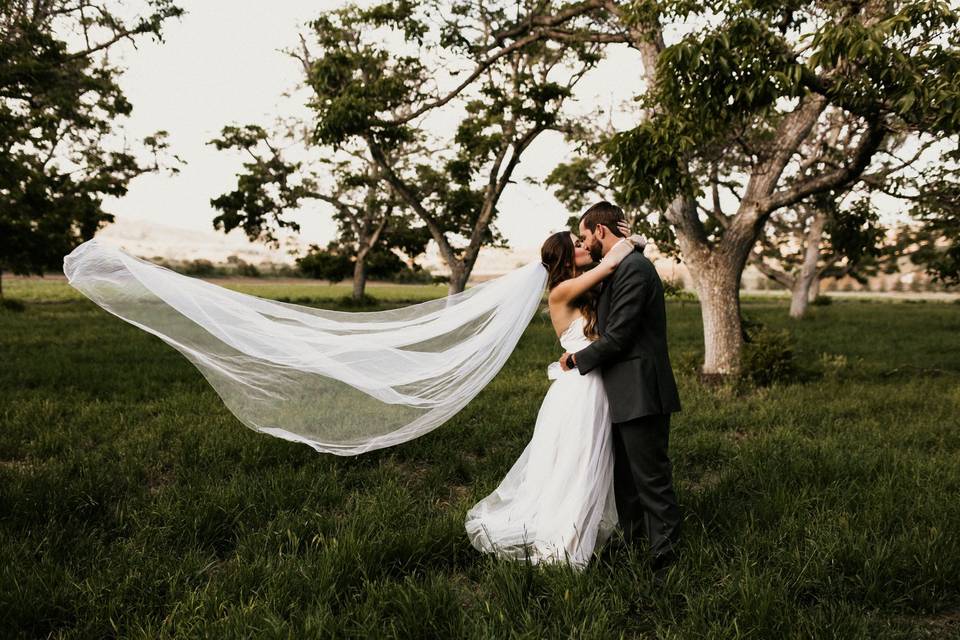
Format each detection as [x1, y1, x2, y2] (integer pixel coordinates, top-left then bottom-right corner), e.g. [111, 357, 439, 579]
[573, 247, 682, 560]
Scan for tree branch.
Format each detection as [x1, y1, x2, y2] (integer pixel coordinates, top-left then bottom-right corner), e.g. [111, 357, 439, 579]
[363, 135, 459, 268]
[750, 252, 796, 288]
[764, 120, 887, 212]
[744, 93, 829, 207]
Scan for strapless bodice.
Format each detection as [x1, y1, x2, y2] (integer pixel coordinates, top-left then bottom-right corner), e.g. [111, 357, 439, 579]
[559, 315, 592, 352]
[546, 315, 593, 381]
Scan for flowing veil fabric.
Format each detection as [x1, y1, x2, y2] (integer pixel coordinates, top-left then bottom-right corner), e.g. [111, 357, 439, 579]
[63, 239, 547, 455]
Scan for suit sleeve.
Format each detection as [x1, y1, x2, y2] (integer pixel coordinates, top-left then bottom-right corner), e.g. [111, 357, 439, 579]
[573, 258, 649, 375]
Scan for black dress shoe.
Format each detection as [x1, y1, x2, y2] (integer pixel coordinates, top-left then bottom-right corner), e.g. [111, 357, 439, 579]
[651, 549, 678, 573]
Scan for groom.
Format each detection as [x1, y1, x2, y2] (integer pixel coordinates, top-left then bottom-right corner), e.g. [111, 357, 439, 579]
[559, 201, 682, 571]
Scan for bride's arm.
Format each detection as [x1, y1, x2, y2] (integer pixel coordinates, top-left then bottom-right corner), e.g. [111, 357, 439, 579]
[621, 222, 647, 251]
[548, 239, 633, 306]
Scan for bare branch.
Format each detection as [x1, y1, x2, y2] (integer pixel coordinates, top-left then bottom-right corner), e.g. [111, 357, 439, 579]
[860, 138, 937, 187]
[380, 1, 612, 126]
[750, 252, 796, 289]
[537, 28, 629, 44]
[363, 135, 458, 266]
[764, 120, 887, 211]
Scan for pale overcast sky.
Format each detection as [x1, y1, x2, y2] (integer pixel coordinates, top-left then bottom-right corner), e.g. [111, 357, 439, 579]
[102, 1, 648, 254]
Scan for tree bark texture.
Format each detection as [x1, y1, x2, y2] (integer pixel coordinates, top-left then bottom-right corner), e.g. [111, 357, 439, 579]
[447, 263, 468, 295]
[351, 256, 368, 301]
[686, 251, 747, 378]
[789, 210, 827, 318]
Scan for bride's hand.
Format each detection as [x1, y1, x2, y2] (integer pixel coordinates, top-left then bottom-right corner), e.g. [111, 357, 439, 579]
[599, 237, 634, 269]
[627, 234, 647, 251]
[616, 221, 647, 251]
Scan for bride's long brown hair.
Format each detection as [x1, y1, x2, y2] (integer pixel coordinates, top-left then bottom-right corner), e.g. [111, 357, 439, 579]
[540, 232, 599, 340]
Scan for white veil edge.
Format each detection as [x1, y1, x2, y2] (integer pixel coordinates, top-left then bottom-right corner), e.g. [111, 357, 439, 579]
[63, 239, 548, 456]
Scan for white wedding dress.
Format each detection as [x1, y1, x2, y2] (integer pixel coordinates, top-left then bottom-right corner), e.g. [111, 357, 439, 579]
[465, 314, 618, 569]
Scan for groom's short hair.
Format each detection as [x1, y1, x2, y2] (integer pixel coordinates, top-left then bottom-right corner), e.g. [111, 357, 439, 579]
[580, 201, 626, 237]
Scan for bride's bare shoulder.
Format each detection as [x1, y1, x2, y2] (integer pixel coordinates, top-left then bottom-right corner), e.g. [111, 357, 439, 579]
[546, 303, 578, 337]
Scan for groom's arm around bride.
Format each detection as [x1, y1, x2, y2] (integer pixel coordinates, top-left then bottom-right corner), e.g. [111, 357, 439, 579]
[571, 243, 681, 421]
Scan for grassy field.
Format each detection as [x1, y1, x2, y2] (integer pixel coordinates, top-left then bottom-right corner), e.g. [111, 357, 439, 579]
[3, 275, 449, 304]
[1, 280, 959, 638]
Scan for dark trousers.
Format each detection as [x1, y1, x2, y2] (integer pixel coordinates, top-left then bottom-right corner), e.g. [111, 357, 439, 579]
[611, 413, 681, 559]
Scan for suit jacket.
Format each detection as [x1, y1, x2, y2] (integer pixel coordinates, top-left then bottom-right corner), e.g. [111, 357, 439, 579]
[574, 249, 681, 423]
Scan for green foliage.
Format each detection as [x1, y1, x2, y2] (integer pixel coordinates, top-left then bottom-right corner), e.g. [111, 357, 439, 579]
[662, 278, 695, 302]
[233, 261, 261, 278]
[179, 259, 218, 278]
[607, 1, 960, 219]
[208, 125, 313, 245]
[139, 256, 280, 279]
[545, 158, 602, 212]
[295, 243, 428, 284]
[545, 112, 677, 254]
[3, 293, 960, 636]
[0, 1, 183, 282]
[209, 123, 432, 297]
[365, 246, 408, 280]
[390, 266, 443, 285]
[811, 294, 832, 306]
[894, 160, 960, 286]
[296, 245, 354, 282]
[609, 12, 806, 209]
[740, 319, 798, 387]
[306, 1, 431, 148]
[817, 352, 849, 382]
[825, 198, 885, 267]
[753, 188, 893, 298]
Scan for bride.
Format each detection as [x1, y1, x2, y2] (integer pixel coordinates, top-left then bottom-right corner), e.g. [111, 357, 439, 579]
[465, 223, 641, 568]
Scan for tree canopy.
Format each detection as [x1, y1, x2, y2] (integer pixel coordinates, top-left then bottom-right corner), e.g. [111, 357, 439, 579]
[0, 0, 183, 295]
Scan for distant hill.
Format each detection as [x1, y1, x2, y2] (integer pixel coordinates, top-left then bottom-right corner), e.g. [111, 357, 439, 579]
[96, 217, 305, 264]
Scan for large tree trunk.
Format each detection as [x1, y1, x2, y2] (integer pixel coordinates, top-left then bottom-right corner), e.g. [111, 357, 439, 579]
[684, 250, 746, 379]
[351, 256, 368, 301]
[789, 211, 827, 318]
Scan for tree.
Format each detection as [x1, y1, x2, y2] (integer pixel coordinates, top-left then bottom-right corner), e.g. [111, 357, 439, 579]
[544, 110, 679, 254]
[386, 0, 960, 376]
[209, 124, 428, 300]
[0, 0, 183, 298]
[750, 109, 944, 317]
[545, 117, 635, 218]
[751, 194, 889, 317]
[303, 0, 601, 293]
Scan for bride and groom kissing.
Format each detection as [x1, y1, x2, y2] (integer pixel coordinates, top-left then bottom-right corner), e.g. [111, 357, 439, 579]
[465, 200, 683, 574]
[63, 196, 682, 575]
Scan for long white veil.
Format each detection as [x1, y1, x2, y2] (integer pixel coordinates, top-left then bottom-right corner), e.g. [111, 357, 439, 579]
[63, 239, 548, 455]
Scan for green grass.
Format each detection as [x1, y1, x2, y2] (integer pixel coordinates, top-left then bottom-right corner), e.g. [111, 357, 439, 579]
[2, 285, 959, 638]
